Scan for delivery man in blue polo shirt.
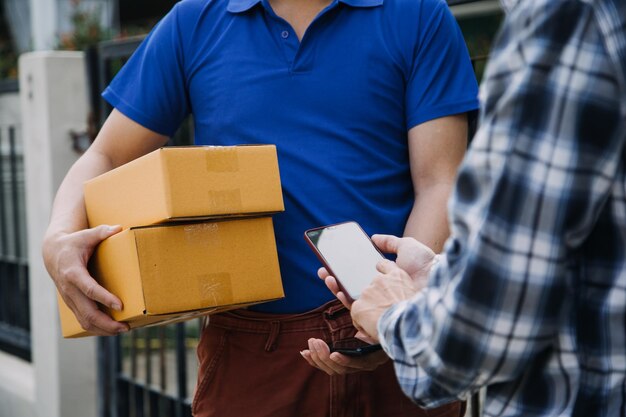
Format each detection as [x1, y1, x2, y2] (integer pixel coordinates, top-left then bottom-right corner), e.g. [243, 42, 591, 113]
[42, 0, 479, 415]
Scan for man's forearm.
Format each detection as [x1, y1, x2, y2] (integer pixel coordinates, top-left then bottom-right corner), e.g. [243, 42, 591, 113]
[45, 149, 114, 240]
[45, 108, 170, 241]
[403, 181, 454, 253]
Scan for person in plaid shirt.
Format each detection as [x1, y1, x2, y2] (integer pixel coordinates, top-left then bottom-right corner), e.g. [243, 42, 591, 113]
[317, 0, 626, 415]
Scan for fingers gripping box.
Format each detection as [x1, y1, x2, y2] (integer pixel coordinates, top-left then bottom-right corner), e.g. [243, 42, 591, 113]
[59, 217, 284, 338]
[58, 145, 285, 337]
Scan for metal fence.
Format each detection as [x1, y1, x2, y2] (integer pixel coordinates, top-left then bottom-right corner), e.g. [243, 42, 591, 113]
[0, 79, 31, 362]
[98, 322, 200, 417]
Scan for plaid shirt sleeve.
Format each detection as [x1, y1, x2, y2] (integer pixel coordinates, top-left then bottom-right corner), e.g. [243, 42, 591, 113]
[378, 1, 624, 408]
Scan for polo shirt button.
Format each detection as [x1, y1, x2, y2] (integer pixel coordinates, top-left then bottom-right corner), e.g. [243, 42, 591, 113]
[281, 30, 289, 39]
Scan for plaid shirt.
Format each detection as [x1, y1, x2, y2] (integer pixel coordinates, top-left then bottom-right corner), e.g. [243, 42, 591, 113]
[378, 1, 626, 416]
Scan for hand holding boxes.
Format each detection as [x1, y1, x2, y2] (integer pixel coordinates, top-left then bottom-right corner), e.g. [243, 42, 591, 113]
[58, 145, 285, 337]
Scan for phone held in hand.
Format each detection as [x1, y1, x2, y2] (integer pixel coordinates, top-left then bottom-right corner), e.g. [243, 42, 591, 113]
[330, 338, 383, 356]
[304, 221, 385, 302]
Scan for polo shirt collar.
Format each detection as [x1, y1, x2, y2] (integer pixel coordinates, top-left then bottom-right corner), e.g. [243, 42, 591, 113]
[339, 0, 384, 8]
[227, 0, 261, 13]
[227, 0, 382, 13]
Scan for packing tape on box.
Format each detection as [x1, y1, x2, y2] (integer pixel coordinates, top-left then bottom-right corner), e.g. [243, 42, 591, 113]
[207, 189, 243, 211]
[198, 273, 234, 306]
[205, 146, 240, 172]
[183, 222, 221, 246]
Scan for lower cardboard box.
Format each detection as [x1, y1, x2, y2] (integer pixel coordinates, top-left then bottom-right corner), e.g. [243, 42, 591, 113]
[58, 216, 284, 338]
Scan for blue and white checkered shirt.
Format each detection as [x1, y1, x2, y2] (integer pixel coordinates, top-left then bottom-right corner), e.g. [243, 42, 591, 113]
[378, 1, 626, 416]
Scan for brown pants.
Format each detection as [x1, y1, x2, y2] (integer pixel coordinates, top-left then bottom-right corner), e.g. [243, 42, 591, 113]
[193, 300, 465, 417]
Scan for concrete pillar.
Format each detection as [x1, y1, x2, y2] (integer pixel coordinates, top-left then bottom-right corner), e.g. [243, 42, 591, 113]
[28, 0, 58, 51]
[19, 51, 98, 417]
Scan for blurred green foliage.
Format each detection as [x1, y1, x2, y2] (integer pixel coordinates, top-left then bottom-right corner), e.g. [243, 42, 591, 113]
[457, 11, 504, 82]
[0, 40, 17, 80]
[57, 0, 111, 50]
[0, 4, 18, 80]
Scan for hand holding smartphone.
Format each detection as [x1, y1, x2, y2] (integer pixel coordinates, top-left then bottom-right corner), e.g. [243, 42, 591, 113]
[329, 337, 382, 356]
[304, 221, 384, 356]
[304, 221, 385, 302]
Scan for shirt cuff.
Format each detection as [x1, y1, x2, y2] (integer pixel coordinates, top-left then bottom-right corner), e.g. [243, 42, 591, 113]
[376, 292, 466, 408]
[377, 298, 416, 360]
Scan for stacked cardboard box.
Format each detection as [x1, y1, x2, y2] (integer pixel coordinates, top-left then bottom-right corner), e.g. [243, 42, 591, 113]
[59, 145, 285, 337]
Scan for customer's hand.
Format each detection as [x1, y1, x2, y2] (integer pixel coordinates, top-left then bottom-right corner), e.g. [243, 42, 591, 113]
[318, 234, 437, 309]
[300, 338, 388, 375]
[350, 260, 422, 342]
[43, 225, 129, 336]
[371, 234, 436, 287]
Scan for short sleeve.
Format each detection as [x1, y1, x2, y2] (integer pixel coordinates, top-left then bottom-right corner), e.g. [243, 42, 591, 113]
[405, 0, 479, 129]
[102, 4, 190, 137]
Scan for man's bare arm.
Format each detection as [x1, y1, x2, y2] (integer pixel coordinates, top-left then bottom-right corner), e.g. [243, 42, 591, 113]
[404, 114, 468, 251]
[43, 109, 169, 335]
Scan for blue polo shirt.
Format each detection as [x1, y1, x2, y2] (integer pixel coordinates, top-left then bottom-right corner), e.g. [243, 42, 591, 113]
[103, 0, 478, 313]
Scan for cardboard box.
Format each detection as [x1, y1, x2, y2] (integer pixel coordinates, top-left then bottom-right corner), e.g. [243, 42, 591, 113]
[84, 145, 284, 229]
[59, 216, 284, 338]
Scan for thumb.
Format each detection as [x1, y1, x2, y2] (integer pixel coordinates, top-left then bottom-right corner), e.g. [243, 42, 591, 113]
[354, 331, 379, 345]
[79, 224, 122, 245]
[376, 259, 397, 274]
[371, 234, 400, 255]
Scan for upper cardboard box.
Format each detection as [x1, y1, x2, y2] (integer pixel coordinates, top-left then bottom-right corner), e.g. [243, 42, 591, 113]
[58, 216, 284, 338]
[84, 145, 284, 229]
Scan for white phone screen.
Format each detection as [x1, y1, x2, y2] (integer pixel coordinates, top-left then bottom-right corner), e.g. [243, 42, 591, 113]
[307, 222, 384, 299]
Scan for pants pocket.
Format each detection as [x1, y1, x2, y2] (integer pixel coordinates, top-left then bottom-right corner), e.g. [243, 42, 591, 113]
[192, 326, 229, 416]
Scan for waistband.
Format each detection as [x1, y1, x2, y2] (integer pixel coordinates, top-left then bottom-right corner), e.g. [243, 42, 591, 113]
[208, 299, 353, 333]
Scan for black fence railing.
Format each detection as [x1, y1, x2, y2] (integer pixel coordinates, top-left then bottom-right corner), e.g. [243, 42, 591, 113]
[87, 37, 193, 146]
[98, 322, 200, 417]
[0, 83, 31, 361]
[90, 36, 147, 130]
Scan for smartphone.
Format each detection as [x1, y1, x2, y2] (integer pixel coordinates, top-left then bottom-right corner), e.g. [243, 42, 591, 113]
[304, 221, 385, 302]
[330, 338, 382, 357]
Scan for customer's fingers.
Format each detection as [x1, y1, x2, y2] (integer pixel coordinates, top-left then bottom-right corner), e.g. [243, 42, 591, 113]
[371, 234, 400, 254]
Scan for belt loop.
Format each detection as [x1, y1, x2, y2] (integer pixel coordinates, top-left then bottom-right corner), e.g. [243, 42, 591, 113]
[264, 321, 281, 352]
[324, 302, 347, 320]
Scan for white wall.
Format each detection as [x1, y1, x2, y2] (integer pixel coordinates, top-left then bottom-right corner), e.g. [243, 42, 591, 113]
[0, 352, 35, 417]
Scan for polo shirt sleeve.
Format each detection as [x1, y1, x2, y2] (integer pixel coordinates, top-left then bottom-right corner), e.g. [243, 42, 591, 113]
[405, 0, 479, 129]
[102, 4, 190, 137]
